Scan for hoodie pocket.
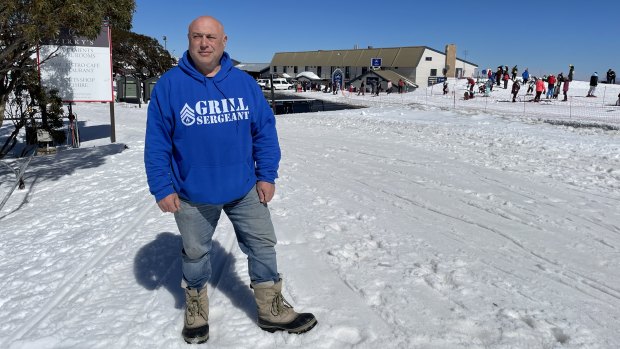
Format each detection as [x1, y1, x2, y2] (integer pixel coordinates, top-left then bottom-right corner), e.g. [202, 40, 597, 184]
[180, 161, 254, 203]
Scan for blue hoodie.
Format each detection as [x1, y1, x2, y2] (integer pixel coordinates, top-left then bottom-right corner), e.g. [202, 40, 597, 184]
[144, 51, 280, 204]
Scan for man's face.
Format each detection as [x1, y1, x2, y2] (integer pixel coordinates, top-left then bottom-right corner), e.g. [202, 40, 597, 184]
[187, 17, 227, 75]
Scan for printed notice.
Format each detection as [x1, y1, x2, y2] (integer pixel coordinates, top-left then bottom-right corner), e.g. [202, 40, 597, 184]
[38, 25, 113, 102]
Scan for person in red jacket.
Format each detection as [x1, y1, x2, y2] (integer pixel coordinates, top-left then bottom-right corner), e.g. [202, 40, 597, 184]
[503, 72, 510, 89]
[546, 74, 556, 99]
[534, 77, 545, 102]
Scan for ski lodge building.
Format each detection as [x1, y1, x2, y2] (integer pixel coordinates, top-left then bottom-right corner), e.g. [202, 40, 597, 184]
[268, 44, 477, 89]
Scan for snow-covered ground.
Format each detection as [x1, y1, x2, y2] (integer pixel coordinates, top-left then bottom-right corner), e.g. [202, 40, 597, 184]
[1, 79, 619, 348]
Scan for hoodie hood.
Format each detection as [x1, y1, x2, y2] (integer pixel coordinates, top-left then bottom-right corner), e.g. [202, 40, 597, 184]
[178, 50, 233, 83]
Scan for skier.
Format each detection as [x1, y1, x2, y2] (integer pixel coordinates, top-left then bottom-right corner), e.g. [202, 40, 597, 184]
[485, 78, 493, 95]
[522, 68, 530, 86]
[496, 66, 503, 86]
[503, 71, 510, 89]
[587, 72, 598, 97]
[562, 77, 570, 101]
[553, 73, 564, 99]
[607, 69, 616, 84]
[511, 65, 518, 81]
[467, 77, 476, 93]
[546, 74, 556, 99]
[511, 80, 520, 102]
[568, 64, 575, 81]
[526, 78, 535, 95]
[534, 77, 545, 102]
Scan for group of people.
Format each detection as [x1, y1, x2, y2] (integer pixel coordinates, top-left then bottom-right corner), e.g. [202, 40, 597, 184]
[530, 72, 571, 102]
[356, 78, 406, 96]
[480, 63, 618, 102]
[607, 69, 616, 84]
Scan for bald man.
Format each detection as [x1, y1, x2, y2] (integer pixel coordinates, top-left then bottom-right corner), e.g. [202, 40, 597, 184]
[144, 16, 317, 344]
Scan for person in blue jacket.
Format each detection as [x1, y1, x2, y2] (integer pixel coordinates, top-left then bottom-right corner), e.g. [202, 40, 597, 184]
[522, 68, 530, 86]
[144, 15, 316, 344]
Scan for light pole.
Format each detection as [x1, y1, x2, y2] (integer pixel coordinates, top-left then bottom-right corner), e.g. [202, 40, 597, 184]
[462, 49, 469, 78]
[163, 35, 167, 51]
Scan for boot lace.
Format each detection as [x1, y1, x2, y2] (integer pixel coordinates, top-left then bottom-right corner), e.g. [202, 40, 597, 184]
[270, 292, 293, 316]
[186, 294, 207, 325]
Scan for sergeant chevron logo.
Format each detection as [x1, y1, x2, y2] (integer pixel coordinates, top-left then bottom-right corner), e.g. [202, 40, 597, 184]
[180, 98, 250, 126]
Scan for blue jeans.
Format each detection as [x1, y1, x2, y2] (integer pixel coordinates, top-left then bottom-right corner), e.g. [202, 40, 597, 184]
[174, 185, 279, 289]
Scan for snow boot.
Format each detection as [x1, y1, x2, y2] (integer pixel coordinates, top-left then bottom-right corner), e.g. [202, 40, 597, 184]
[182, 287, 209, 344]
[252, 278, 317, 334]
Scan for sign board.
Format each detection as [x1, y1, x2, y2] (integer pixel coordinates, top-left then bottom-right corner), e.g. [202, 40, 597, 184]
[36, 129, 53, 142]
[371, 58, 382, 68]
[331, 69, 343, 89]
[38, 25, 113, 102]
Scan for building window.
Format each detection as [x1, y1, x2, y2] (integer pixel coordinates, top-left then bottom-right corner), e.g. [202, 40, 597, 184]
[430, 69, 437, 76]
[345, 66, 350, 79]
[283, 66, 287, 73]
[425, 57, 432, 61]
[273, 66, 277, 73]
[317, 66, 322, 77]
[294, 66, 298, 74]
[362, 67, 368, 75]
[305, 66, 308, 71]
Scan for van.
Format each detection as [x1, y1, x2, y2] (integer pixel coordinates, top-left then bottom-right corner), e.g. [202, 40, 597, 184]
[268, 78, 293, 90]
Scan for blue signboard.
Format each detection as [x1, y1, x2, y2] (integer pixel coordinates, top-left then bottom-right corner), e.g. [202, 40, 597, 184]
[332, 69, 343, 89]
[371, 58, 382, 67]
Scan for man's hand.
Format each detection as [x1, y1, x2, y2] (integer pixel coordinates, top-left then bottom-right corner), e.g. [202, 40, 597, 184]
[157, 193, 181, 213]
[256, 181, 275, 204]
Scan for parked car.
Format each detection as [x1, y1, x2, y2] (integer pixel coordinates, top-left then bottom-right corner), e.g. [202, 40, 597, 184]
[268, 78, 294, 90]
[256, 79, 269, 89]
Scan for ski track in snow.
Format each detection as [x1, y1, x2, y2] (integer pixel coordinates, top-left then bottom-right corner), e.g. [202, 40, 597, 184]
[7, 199, 154, 344]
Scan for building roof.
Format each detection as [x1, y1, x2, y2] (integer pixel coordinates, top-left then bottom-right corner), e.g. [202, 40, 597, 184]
[295, 71, 322, 80]
[270, 46, 478, 68]
[373, 70, 418, 87]
[234, 62, 270, 73]
[352, 70, 418, 87]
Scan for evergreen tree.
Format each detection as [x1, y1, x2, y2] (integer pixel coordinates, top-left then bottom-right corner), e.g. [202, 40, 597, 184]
[112, 29, 177, 81]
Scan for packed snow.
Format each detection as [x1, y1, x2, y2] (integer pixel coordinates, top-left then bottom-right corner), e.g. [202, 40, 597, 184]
[1, 78, 619, 348]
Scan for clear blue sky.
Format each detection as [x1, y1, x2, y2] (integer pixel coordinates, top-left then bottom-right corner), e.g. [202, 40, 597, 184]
[131, 0, 619, 81]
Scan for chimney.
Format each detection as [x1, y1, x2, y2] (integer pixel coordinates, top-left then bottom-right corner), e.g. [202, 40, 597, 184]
[445, 44, 456, 78]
